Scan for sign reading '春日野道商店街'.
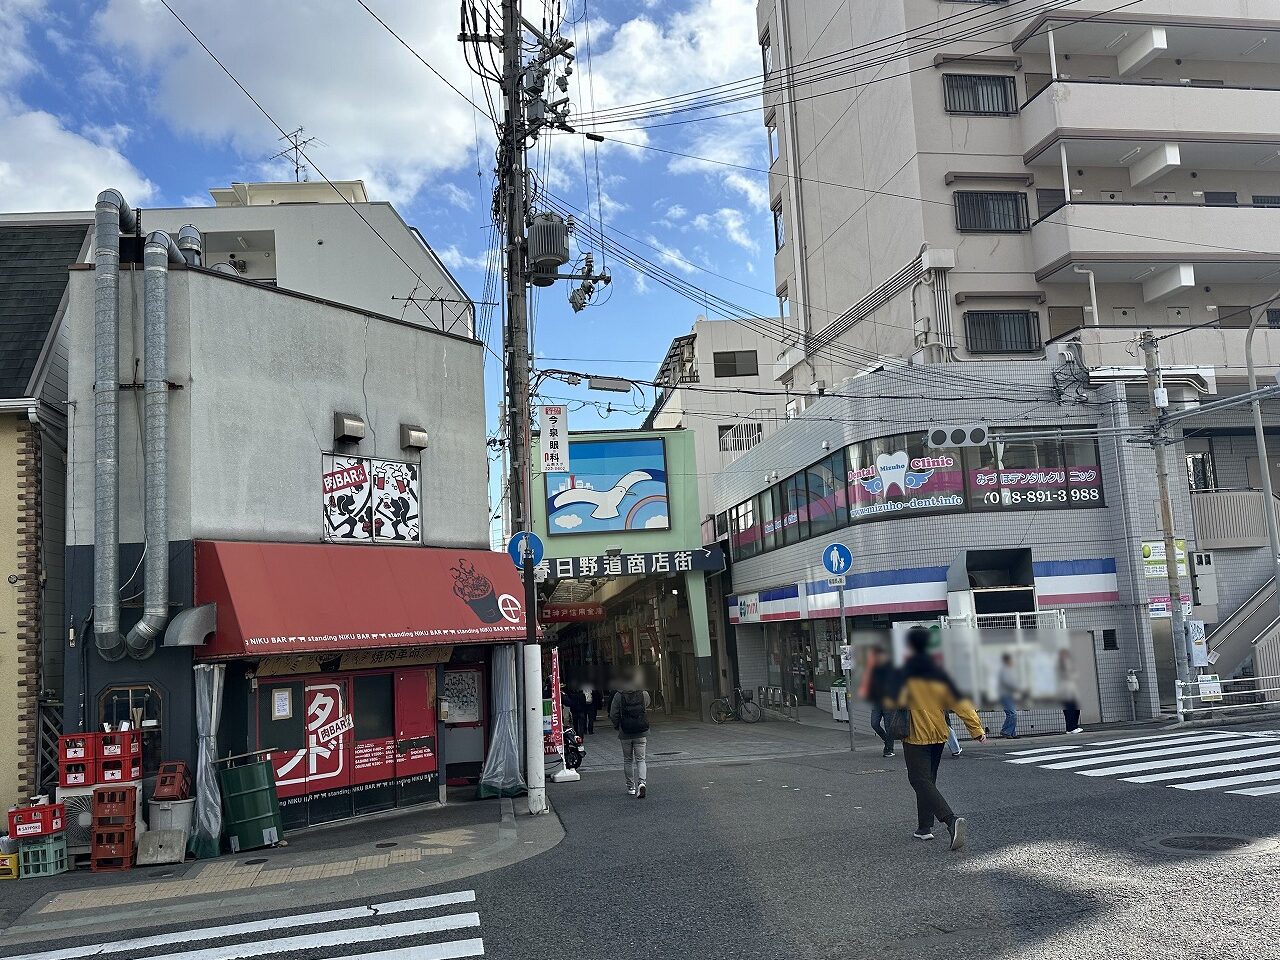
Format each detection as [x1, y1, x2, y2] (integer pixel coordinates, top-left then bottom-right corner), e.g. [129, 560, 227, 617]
[537, 547, 725, 581]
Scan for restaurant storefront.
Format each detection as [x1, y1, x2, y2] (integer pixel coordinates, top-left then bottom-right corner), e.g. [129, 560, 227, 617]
[193, 540, 527, 828]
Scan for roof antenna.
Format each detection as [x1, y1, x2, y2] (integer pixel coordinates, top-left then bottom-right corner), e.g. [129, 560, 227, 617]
[270, 127, 320, 182]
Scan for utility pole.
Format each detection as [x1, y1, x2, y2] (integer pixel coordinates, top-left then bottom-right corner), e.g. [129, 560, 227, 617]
[1140, 329, 1191, 685]
[463, 0, 609, 816]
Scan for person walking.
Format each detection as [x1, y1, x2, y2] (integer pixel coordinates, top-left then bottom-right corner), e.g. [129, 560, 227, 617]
[566, 685, 589, 739]
[585, 685, 600, 734]
[998, 653, 1020, 739]
[609, 670, 651, 798]
[1057, 650, 1084, 734]
[892, 627, 986, 850]
[862, 646, 897, 759]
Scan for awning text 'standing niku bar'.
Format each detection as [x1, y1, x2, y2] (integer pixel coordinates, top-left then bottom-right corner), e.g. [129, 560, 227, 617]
[194, 541, 529, 659]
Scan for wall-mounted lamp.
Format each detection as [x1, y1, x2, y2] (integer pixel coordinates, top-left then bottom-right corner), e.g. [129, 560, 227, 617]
[333, 412, 366, 444]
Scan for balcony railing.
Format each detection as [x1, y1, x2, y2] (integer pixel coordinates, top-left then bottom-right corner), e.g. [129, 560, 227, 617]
[1190, 488, 1280, 550]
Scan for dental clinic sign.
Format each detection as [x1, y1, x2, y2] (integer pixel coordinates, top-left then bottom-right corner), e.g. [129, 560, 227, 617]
[848, 448, 964, 521]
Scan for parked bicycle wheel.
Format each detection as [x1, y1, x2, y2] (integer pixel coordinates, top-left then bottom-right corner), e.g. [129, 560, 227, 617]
[711, 699, 734, 724]
[739, 699, 763, 723]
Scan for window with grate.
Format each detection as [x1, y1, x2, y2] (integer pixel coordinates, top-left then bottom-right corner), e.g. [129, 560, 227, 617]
[713, 350, 760, 378]
[965, 310, 1042, 353]
[954, 191, 1030, 232]
[760, 30, 772, 77]
[1269, 308, 1280, 329]
[1102, 629, 1118, 651]
[943, 74, 1018, 115]
[772, 202, 785, 250]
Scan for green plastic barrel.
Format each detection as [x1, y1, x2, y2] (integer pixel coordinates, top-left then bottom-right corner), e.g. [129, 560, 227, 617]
[218, 760, 284, 853]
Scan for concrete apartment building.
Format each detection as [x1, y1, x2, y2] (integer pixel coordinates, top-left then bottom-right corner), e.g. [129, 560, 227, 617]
[724, 0, 1280, 724]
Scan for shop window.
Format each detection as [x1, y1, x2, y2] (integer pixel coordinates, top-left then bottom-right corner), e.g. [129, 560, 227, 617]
[98, 685, 163, 775]
[759, 487, 781, 553]
[354, 673, 395, 741]
[805, 450, 848, 538]
[782, 471, 810, 545]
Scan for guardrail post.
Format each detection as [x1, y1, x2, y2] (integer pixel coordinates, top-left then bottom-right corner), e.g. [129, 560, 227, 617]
[1175, 680, 1185, 723]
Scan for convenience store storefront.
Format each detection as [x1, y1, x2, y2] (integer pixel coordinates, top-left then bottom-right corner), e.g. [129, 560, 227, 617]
[193, 540, 526, 827]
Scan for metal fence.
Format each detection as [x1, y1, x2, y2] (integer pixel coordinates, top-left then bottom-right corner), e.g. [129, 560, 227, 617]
[757, 686, 799, 720]
[1175, 674, 1280, 722]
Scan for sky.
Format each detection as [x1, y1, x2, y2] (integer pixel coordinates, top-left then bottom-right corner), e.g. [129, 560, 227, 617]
[0, 0, 777, 449]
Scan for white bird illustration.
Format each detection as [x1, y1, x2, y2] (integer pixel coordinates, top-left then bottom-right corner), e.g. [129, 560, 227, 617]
[550, 470, 655, 519]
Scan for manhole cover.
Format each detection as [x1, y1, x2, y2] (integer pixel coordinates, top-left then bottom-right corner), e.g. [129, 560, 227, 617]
[242, 857, 269, 866]
[1158, 835, 1253, 852]
[375, 841, 397, 848]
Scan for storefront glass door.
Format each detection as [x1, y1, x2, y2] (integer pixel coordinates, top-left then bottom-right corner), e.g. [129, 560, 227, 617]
[303, 678, 355, 824]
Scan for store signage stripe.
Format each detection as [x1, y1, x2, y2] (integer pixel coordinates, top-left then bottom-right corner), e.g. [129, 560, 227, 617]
[1032, 558, 1117, 577]
[1004, 732, 1235, 764]
[4, 892, 479, 960]
[1036, 590, 1121, 606]
[759, 585, 800, 602]
[1084, 743, 1280, 778]
[345, 938, 486, 959]
[132, 913, 481, 960]
[1125, 754, 1280, 784]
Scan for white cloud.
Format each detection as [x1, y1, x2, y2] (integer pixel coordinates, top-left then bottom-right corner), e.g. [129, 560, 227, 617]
[691, 207, 757, 253]
[644, 235, 696, 276]
[665, 204, 686, 221]
[436, 243, 496, 273]
[438, 183, 474, 211]
[554, 513, 584, 529]
[644, 514, 668, 529]
[0, 3, 153, 212]
[93, 0, 493, 205]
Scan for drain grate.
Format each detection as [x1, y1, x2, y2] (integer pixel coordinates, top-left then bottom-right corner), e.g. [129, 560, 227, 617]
[375, 841, 397, 848]
[653, 751, 683, 756]
[243, 857, 269, 866]
[1156, 834, 1253, 853]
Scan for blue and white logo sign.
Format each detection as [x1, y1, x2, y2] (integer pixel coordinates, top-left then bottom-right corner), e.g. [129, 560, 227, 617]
[508, 531, 545, 569]
[822, 543, 853, 577]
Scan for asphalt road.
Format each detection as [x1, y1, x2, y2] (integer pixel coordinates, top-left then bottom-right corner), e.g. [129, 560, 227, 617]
[5, 724, 1280, 959]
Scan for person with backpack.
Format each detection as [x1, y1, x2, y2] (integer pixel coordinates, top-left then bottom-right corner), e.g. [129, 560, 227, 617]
[889, 627, 986, 850]
[609, 669, 651, 798]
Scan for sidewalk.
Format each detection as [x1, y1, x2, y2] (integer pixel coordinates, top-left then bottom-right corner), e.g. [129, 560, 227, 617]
[1, 791, 563, 945]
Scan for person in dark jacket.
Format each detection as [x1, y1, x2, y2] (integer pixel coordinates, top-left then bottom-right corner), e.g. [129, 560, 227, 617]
[609, 670, 651, 798]
[863, 646, 898, 759]
[565, 686, 589, 738]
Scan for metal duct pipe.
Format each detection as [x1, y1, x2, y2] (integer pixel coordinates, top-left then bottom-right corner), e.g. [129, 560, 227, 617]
[124, 231, 185, 660]
[93, 189, 137, 662]
[176, 224, 203, 267]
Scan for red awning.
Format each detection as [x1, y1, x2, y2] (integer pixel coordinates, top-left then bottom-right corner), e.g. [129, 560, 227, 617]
[194, 540, 528, 660]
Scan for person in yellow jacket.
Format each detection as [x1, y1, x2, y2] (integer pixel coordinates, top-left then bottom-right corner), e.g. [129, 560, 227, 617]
[892, 627, 987, 850]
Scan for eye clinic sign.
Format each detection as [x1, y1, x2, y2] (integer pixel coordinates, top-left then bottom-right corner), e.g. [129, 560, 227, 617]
[541, 405, 569, 473]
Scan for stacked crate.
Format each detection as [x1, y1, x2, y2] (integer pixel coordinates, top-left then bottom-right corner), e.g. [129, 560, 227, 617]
[91, 785, 138, 872]
[58, 732, 142, 788]
[9, 803, 69, 879]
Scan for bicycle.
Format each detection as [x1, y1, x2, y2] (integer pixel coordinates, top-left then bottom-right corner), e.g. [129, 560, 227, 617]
[710, 687, 763, 724]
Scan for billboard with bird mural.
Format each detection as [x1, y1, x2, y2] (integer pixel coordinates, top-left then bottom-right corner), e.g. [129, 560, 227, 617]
[544, 437, 669, 535]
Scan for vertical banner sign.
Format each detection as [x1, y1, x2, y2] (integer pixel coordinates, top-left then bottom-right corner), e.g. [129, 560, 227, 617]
[541, 405, 569, 474]
[543, 646, 564, 757]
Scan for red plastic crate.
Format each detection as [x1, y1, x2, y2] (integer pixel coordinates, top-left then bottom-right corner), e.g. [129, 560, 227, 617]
[96, 756, 141, 784]
[98, 731, 141, 758]
[91, 825, 135, 861]
[57, 734, 98, 762]
[58, 760, 92, 788]
[7, 803, 65, 839]
[91, 785, 137, 824]
[152, 761, 192, 801]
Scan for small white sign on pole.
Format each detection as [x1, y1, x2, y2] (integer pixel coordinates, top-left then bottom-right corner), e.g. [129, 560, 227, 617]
[828, 575, 846, 588]
[541, 405, 569, 473]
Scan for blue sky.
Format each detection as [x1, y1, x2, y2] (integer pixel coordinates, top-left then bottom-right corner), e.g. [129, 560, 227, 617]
[1, 0, 776, 421]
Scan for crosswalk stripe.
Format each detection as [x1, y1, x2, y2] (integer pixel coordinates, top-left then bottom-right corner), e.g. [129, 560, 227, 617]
[1006, 733, 1241, 765]
[1039, 737, 1260, 770]
[1007, 745, 1084, 756]
[1124, 754, 1280, 784]
[1077, 743, 1280, 777]
[1228, 783, 1280, 796]
[348, 940, 486, 960]
[150, 912, 480, 960]
[1172, 769, 1280, 791]
[1086, 730, 1242, 747]
[4, 891, 478, 960]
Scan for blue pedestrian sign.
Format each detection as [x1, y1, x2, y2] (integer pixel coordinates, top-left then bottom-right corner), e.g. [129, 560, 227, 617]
[508, 531, 545, 569]
[822, 543, 853, 577]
